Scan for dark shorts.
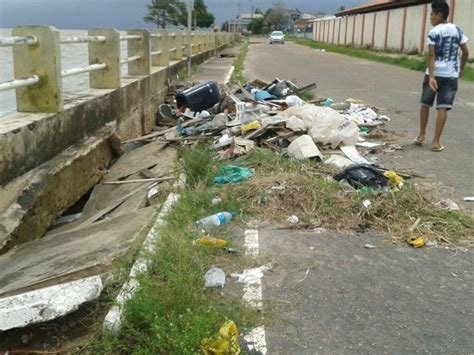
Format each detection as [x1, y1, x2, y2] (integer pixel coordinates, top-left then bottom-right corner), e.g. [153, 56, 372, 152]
[421, 75, 458, 110]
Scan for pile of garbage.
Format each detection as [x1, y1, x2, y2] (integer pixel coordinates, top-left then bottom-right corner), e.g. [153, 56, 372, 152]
[138, 77, 394, 175]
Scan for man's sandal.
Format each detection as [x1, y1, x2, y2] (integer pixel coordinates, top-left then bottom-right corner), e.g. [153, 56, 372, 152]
[412, 137, 425, 145]
[432, 145, 445, 152]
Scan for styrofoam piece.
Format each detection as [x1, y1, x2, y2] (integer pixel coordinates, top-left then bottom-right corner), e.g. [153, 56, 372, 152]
[288, 134, 324, 160]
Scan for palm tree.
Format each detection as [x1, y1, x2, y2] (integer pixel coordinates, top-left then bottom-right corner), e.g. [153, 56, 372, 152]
[144, 0, 186, 29]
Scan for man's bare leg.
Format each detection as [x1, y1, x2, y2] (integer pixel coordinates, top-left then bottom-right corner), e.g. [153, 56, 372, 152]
[432, 108, 448, 151]
[416, 105, 430, 144]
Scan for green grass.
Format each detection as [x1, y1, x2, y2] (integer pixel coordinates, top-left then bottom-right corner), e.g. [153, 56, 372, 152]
[231, 41, 249, 85]
[290, 37, 474, 82]
[87, 142, 259, 354]
[88, 145, 473, 352]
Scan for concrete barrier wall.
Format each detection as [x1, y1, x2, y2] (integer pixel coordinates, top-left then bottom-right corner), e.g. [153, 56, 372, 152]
[0, 28, 234, 186]
[310, 1, 473, 58]
[363, 13, 375, 47]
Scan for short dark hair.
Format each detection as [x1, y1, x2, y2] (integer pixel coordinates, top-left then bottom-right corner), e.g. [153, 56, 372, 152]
[432, 0, 450, 20]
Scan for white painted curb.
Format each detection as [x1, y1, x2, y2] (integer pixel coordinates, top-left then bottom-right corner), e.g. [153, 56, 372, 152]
[103, 192, 180, 332]
[224, 66, 235, 85]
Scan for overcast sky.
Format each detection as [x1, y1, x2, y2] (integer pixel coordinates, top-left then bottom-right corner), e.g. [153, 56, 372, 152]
[0, 0, 367, 30]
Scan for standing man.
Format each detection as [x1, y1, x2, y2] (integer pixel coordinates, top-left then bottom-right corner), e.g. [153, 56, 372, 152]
[415, 0, 469, 152]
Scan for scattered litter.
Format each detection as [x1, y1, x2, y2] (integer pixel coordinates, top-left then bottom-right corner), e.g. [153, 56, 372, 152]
[213, 166, 255, 184]
[325, 154, 354, 168]
[231, 264, 272, 284]
[362, 199, 372, 209]
[383, 171, 404, 190]
[425, 240, 438, 248]
[309, 246, 315, 250]
[311, 227, 327, 234]
[356, 141, 383, 149]
[409, 237, 427, 248]
[334, 164, 389, 190]
[463, 197, 474, 202]
[224, 247, 242, 255]
[296, 268, 310, 283]
[204, 267, 226, 288]
[364, 244, 377, 249]
[241, 120, 261, 135]
[436, 198, 460, 211]
[340, 145, 371, 165]
[201, 320, 240, 355]
[195, 212, 236, 228]
[197, 235, 228, 248]
[287, 215, 299, 224]
[211, 197, 222, 206]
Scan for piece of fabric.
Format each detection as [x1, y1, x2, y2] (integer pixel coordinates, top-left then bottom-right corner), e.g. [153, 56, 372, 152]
[425, 23, 468, 78]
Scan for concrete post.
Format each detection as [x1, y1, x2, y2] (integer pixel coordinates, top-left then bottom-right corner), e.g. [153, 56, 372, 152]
[127, 29, 151, 75]
[181, 33, 187, 58]
[12, 26, 63, 113]
[192, 33, 198, 54]
[173, 31, 183, 60]
[88, 29, 120, 89]
[152, 30, 169, 67]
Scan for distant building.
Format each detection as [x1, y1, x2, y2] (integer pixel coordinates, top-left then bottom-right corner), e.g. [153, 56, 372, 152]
[228, 13, 264, 33]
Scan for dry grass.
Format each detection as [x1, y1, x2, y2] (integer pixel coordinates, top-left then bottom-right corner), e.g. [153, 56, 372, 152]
[226, 149, 474, 248]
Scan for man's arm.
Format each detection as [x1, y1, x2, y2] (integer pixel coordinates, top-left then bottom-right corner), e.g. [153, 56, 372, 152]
[460, 43, 469, 78]
[428, 45, 438, 92]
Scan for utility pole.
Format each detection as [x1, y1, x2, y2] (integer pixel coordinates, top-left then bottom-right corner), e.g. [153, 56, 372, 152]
[187, 0, 194, 76]
[237, 0, 241, 34]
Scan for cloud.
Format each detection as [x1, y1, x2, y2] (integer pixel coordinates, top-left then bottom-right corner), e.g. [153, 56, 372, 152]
[0, 0, 368, 29]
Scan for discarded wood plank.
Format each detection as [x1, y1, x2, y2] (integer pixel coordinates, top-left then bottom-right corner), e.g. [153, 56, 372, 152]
[102, 177, 176, 185]
[409, 218, 421, 233]
[123, 118, 203, 144]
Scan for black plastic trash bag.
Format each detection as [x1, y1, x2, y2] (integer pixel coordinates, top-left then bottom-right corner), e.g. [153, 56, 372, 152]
[334, 164, 389, 190]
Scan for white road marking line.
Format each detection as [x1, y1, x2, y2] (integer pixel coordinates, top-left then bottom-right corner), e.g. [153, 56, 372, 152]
[243, 326, 268, 354]
[244, 229, 259, 257]
[243, 229, 268, 353]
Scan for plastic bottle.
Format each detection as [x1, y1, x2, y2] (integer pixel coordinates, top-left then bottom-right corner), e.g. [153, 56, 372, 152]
[197, 235, 228, 248]
[195, 212, 236, 227]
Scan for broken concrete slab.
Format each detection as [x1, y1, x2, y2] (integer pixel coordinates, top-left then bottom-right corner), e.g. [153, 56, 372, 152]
[0, 275, 103, 331]
[0, 128, 114, 253]
[0, 207, 155, 297]
[103, 141, 170, 182]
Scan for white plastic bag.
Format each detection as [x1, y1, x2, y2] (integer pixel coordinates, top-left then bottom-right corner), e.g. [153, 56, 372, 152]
[282, 105, 359, 148]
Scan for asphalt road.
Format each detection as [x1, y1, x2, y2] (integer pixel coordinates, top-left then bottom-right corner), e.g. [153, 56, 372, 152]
[241, 38, 474, 354]
[243, 38, 474, 201]
[258, 229, 473, 354]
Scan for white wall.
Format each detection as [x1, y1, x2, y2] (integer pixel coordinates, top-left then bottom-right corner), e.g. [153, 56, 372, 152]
[307, 1, 472, 58]
[374, 10, 388, 49]
[363, 13, 375, 47]
[405, 4, 425, 53]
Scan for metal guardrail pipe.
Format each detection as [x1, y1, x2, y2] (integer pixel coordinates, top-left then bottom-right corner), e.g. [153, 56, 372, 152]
[60, 36, 106, 44]
[0, 75, 40, 92]
[61, 63, 107, 78]
[150, 50, 162, 56]
[0, 36, 38, 47]
[120, 35, 141, 41]
[120, 55, 141, 65]
[168, 48, 176, 52]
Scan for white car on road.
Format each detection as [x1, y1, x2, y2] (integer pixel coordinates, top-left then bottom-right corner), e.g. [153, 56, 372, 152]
[269, 31, 284, 44]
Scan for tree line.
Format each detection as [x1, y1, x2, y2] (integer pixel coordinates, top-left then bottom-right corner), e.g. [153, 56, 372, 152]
[144, 0, 215, 29]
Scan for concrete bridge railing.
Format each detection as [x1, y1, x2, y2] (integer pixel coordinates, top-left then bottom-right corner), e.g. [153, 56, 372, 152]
[0, 26, 234, 113]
